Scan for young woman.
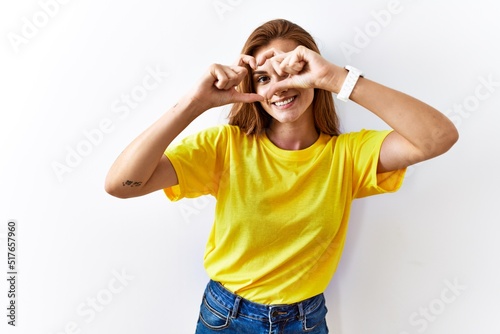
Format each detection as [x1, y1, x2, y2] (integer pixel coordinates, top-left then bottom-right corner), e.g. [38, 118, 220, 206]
[105, 19, 458, 333]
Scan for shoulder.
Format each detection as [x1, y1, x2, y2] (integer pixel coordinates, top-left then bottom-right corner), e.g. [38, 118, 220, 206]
[333, 129, 393, 161]
[175, 124, 253, 150]
[199, 124, 243, 137]
[178, 124, 234, 143]
[216, 124, 262, 143]
[337, 129, 392, 147]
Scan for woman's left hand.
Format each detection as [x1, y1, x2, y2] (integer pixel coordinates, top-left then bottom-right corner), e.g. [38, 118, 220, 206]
[255, 45, 344, 98]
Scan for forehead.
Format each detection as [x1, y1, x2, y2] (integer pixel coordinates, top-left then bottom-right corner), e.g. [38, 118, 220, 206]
[253, 38, 299, 58]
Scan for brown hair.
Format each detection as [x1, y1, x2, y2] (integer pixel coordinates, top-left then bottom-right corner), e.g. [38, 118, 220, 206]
[228, 19, 341, 136]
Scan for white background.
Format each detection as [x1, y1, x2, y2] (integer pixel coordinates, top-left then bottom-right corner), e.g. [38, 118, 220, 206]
[1, 0, 499, 333]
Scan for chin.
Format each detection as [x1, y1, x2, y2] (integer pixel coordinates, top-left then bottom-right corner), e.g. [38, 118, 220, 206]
[272, 113, 303, 124]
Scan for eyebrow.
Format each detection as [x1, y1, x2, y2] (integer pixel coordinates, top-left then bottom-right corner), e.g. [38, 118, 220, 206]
[252, 70, 268, 76]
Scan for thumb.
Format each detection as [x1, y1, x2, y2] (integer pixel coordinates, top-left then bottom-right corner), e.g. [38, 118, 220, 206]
[233, 92, 265, 104]
[265, 76, 311, 99]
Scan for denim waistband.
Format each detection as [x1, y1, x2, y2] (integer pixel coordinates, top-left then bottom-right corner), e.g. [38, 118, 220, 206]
[205, 280, 325, 323]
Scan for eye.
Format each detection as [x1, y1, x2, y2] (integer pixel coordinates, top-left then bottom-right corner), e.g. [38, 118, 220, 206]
[256, 75, 270, 84]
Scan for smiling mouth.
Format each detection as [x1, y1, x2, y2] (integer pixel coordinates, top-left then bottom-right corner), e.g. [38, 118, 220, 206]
[272, 96, 296, 107]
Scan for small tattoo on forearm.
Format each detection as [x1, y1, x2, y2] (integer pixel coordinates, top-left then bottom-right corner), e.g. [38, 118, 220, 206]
[122, 180, 143, 187]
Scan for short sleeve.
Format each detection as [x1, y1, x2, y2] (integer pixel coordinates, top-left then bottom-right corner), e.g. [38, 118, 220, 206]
[163, 125, 227, 201]
[346, 129, 406, 198]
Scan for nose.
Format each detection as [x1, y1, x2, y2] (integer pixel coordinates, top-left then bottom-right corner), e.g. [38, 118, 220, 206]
[274, 76, 288, 95]
[274, 87, 288, 96]
[273, 71, 291, 95]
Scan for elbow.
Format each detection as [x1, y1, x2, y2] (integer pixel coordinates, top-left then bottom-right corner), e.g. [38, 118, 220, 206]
[431, 124, 460, 158]
[451, 124, 460, 144]
[104, 176, 130, 199]
[442, 123, 460, 153]
[105, 182, 125, 199]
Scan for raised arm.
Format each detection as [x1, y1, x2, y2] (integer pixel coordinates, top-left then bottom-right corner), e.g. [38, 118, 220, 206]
[258, 46, 459, 172]
[105, 60, 263, 198]
[341, 74, 459, 172]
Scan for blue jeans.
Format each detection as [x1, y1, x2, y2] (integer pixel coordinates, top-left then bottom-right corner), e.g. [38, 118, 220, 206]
[195, 280, 329, 334]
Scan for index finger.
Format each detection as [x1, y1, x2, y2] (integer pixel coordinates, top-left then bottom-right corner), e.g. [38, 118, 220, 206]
[255, 48, 286, 67]
[236, 54, 257, 70]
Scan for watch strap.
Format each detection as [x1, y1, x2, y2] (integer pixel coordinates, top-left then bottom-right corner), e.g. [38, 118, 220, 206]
[337, 65, 363, 102]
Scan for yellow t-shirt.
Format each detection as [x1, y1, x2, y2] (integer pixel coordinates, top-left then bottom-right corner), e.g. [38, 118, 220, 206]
[164, 124, 405, 304]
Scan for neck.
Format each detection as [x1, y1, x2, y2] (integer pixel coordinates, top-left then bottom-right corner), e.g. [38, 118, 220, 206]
[266, 121, 319, 150]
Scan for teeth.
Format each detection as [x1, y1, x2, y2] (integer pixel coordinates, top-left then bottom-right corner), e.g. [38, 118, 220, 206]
[274, 97, 294, 107]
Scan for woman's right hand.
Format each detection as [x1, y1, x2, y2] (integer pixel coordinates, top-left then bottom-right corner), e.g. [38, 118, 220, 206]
[187, 56, 264, 112]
